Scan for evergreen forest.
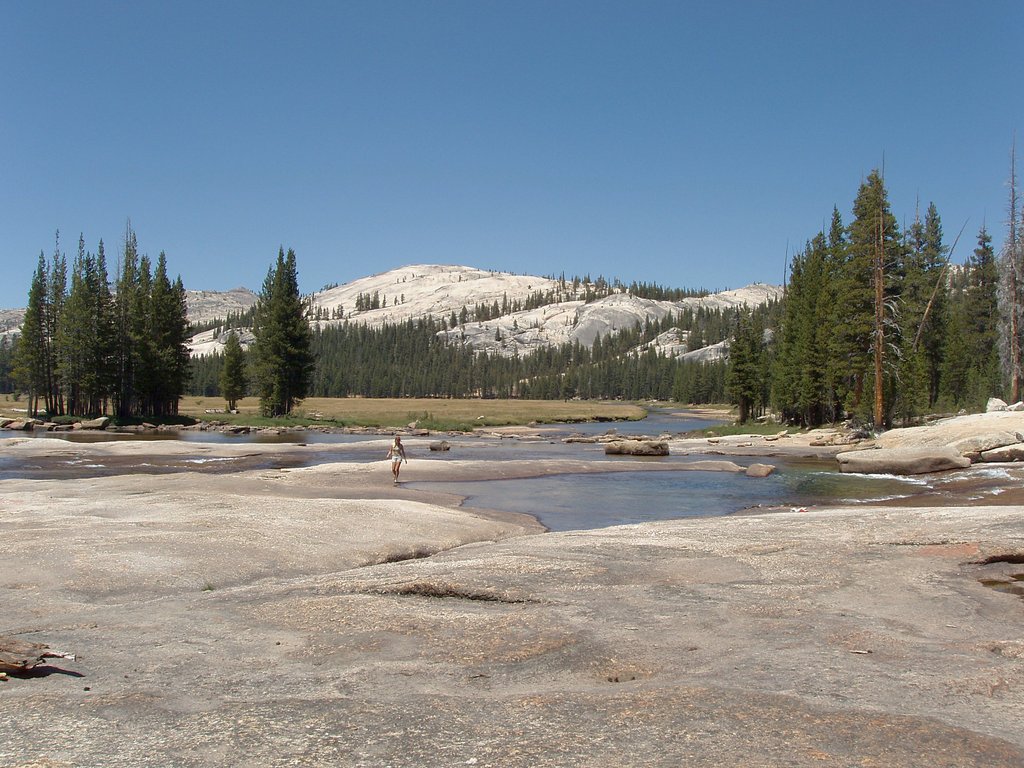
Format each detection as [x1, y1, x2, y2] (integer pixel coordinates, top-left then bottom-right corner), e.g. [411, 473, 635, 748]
[5, 158, 1024, 428]
[9, 226, 191, 419]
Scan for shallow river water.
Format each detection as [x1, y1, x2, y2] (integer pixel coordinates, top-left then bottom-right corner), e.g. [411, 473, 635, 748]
[6, 409, 1016, 531]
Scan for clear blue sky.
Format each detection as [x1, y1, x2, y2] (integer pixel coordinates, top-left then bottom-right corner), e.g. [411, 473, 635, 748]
[2, 1, 1022, 309]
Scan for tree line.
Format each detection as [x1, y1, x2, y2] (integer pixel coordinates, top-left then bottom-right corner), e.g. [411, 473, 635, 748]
[8, 233, 315, 422]
[9, 153, 1020, 427]
[11, 225, 191, 419]
[728, 165, 1014, 427]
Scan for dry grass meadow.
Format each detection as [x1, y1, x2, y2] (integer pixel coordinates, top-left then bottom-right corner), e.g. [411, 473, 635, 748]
[179, 396, 646, 429]
[0, 394, 647, 430]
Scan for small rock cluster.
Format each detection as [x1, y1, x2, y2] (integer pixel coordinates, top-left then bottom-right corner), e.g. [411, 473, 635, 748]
[1, 416, 112, 432]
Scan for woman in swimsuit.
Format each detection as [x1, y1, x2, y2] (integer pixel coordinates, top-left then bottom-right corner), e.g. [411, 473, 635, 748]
[386, 435, 407, 483]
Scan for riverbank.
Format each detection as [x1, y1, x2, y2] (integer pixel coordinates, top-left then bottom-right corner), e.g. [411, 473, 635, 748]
[1, 421, 1023, 766]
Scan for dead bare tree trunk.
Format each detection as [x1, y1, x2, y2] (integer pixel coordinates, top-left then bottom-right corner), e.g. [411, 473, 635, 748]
[1003, 139, 1023, 404]
[873, 210, 885, 429]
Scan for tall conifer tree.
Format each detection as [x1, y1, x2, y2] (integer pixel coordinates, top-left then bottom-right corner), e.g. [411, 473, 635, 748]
[90, 239, 116, 415]
[219, 331, 247, 410]
[250, 248, 314, 417]
[113, 224, 140, 418]
[12, 254, 49, 415]
[844, 170, 903, 426]
[44, 234, 67, 415]
[55, 236, 96, 415]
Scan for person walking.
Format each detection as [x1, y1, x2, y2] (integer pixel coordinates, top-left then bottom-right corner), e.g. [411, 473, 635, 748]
[386, 435, 407, 484]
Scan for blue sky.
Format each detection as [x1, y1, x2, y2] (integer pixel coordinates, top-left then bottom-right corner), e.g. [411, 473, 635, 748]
[2, 1, 1022, 308]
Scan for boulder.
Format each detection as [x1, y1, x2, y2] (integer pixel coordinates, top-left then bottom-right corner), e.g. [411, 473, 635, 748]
[980, 442, 1024, 462]
[947, 431, 1023, 460]
[4, 420, 35, 431]
[429, 440, 451, 452]
[745, 463, 775, 478]
[836, 447, 971, 475]
[1009, 401, 1024, 412]
[604, 440, 670, 456]
[77, 416, 110, 430]
[684, 460, 745, 472]
[987, 397, 1008, 412]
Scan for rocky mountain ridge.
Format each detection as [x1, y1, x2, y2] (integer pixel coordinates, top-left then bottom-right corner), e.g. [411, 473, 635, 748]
[3, 264, 782, 361]
[195, 264, 781, 359]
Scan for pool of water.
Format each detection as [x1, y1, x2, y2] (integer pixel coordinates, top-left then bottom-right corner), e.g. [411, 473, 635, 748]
[412, 465, 932, 531]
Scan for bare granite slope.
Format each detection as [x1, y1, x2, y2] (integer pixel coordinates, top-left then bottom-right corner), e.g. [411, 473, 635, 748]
[1, 433, 1022, 767]
[184, 264, 781, 358]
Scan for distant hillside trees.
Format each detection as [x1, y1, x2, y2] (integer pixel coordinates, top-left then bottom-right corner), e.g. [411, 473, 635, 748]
[189, 306, 257, 336]
[249, 248, 315, 416]
[188, 302, 741, 404]
[12, 225, 190, 419]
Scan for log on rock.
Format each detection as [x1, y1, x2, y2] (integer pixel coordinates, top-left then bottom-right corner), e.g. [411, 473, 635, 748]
[0, 635, 76, 675]
[835, 447, 971, 475]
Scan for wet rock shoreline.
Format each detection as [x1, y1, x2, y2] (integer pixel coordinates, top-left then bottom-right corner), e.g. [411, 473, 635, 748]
[2, 412, 1024, 766]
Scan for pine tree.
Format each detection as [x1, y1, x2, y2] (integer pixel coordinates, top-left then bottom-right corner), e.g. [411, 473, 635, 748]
[727, 309, 764, 423]
[132, 254, 156, 413]
[843, 170, 903, 426]
[90, 240, 116, 415]
[144, 253, 191, 416]
[113, 224, 140, 419]
[940, 288, 971, 408]
[904, 202, 948, 407]
[44, 234, 67, 415]
[821, 208, 848, 420]
[55, 236, 97, 416]
[772, 235, 828, 425]
[961, 225, 1002, 404]
[250, 248, 315, 416]
[219, 331, 247, 410]
[12, 254, 49, 415]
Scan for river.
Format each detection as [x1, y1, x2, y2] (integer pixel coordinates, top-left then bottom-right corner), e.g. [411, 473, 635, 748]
[4, 408, 1010, 531]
